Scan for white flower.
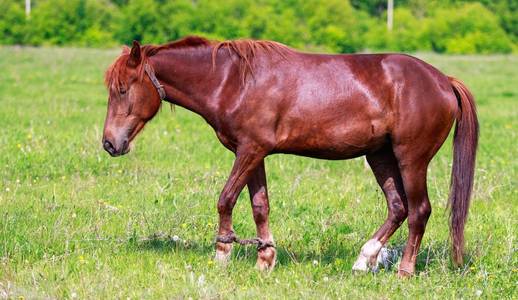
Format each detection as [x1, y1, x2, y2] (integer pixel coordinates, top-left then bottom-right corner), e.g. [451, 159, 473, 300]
[197, 274, 205, 286]
[475, 290, 482, 297]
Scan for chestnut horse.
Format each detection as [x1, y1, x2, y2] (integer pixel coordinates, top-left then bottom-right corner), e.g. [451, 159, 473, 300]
[102, 36, 478, 276]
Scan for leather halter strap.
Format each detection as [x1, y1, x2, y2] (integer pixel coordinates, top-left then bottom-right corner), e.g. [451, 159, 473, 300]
[144, 63, 166, 100]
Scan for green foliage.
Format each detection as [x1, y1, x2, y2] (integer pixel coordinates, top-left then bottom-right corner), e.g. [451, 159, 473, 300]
[241, 4, 306, 48]
[350, 0, 387, 16]
[0, 0, 516, 53]
[365, 8, 430, 52]
[306, 0, 365, 52]
[494, 1, 518, 42]
[114, 0, 162, 44]
[426, 3, 513, 54]
[190, 0, 251, 40]
[25, 0, 116, 46]
[448, 0, 518, 43]
[0, 0, 26, 44]
[80, 25, 118, 47]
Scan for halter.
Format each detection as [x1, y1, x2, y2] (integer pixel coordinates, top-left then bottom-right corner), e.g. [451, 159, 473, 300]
[144, 63, 166, 100]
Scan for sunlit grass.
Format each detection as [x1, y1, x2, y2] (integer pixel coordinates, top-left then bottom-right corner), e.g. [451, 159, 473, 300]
[0, 47, 516, 298]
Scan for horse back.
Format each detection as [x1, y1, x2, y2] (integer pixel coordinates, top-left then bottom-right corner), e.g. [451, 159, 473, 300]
[228, 52, 457, 159]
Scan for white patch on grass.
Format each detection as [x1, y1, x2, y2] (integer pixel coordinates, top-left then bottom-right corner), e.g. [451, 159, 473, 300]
[372, 247, 401, 272]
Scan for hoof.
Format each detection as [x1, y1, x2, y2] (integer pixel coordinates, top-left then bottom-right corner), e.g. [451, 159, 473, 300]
[397, 269, 413, 278]
[352, 255, 378, 273]
[397, 265, 414, 278]
[256, 246, 276, 271]
[215, 242, 232, 265]
[352, 259, 370, 273]
[352, 239, 382, 273]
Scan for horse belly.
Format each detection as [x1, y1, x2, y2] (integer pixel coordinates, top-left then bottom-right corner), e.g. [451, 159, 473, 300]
[274, 118, 388, 160]
[266, 53, 392, 159]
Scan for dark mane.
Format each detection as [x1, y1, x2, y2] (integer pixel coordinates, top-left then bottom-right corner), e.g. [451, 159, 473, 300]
[105, 36, 293, 90]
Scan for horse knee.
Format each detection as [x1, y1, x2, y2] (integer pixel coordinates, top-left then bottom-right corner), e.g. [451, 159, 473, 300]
[252, 204, 269, 223]
[252, 199, 269, 223]
[217, 194, 234, 215]
[251, 188, 269, 222]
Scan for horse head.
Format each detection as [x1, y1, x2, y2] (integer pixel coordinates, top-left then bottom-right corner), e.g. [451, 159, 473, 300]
[102, 41, 162, 156]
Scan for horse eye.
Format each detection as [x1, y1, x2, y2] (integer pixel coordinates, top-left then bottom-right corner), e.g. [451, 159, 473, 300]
[119, 87, 127, 95]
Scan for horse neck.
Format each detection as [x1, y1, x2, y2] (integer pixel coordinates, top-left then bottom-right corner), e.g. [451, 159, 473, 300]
[148, 47, 231, 126]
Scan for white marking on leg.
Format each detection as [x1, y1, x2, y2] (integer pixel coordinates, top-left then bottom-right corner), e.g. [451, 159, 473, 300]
[352, 239, 382, 272]
[256, 234, 276, 271]
[215, 250, 231, 263]
[215, 243, 232, 265]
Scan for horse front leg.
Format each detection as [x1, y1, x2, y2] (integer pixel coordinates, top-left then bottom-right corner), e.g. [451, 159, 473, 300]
[214, 147, 265, 264]
[247, 160, 276, 271]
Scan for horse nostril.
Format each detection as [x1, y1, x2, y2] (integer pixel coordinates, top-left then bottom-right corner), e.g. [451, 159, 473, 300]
[103, 140, 115, 154]
[122, 139, 129, 151]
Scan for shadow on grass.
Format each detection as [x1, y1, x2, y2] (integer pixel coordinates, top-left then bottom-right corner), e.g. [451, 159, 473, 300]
[129, 233, 215, 256]
[130, 232, 469, 275]
[129, 231, 358, 268]
[377, 237, 472, 275]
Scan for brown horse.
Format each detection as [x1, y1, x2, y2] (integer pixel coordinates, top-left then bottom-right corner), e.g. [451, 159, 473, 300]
[102, 36, 478, 276]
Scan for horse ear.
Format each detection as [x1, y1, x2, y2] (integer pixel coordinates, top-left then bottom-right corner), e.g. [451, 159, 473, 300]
[121, 45, 130, 55]
[127, 40, 142, 67]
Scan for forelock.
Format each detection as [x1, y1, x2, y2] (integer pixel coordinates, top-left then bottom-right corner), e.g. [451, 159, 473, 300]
[104, 53, 147, 92]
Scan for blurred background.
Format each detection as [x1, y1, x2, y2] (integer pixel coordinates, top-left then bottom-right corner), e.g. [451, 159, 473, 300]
[1, 0, 517, 54]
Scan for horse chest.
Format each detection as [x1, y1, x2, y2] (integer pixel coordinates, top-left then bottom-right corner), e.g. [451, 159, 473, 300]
[214, 130, 237, 152]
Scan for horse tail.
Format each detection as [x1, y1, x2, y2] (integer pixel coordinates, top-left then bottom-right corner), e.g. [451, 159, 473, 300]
[447, 76, 479, 266]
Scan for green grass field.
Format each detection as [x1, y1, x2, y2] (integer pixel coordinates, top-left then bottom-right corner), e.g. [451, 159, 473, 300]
[0, 47, 516, 299]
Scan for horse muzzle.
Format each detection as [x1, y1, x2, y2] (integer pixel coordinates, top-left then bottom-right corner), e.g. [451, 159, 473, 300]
[103, 138, 129, 157]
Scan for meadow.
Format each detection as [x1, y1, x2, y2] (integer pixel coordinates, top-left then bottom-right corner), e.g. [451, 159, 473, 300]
[0, 46, 516, 299]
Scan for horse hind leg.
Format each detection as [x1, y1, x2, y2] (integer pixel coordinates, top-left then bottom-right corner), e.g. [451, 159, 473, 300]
[395, 156, 432, 277]
[353, 146, 408, 272]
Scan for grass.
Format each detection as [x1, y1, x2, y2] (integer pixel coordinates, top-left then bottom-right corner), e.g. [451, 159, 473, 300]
[0, 46, 516, 299]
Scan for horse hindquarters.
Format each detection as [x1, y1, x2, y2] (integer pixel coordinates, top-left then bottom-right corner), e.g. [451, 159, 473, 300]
[387, 58, 459, 275]
[346, 55, 457, 275]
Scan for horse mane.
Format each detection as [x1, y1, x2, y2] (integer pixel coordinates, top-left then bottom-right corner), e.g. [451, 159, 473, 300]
[211, 39, 292, 83]
[141, 36, 212, 56]
[105, 36, 293, 90]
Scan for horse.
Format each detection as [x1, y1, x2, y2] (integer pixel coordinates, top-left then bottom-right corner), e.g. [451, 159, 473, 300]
[102, 36, 478, 276]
